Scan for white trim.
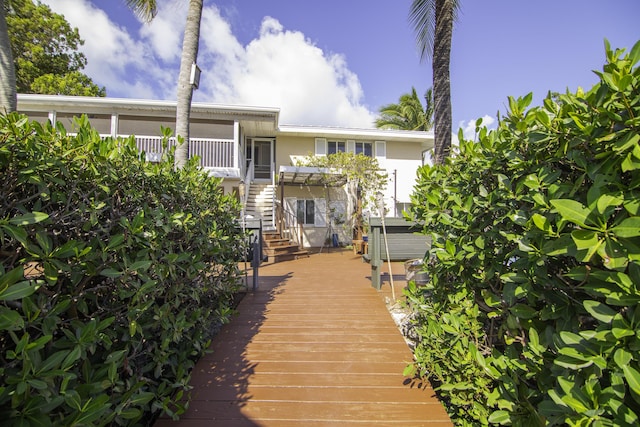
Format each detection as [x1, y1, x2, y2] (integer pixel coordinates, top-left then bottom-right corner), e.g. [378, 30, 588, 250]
[250, 138, 274, 181]
[346, 140, 355, 153]
[315, 138, 327, 156]
[279, 123, 433, 144]
[233, 121, 240, 169]
[375, 141, 386, 158]
[110, 113, 119, 137]
[314, 198, 327, 227]
[17, 94, 281, 123]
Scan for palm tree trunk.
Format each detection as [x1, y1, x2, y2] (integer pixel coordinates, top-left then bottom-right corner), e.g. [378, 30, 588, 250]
[0, 0, 17, 113]
[432, 0, 453, 165]
[174, 0, 203, 168]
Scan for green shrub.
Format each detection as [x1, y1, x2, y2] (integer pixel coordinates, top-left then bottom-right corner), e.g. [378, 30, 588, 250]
[0, 115, 244, 425]
[407, 40, 640, 426]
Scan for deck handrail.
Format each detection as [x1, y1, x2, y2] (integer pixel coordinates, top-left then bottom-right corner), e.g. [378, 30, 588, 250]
[241, 159, 254, 207]
[275, 200, 303, 246]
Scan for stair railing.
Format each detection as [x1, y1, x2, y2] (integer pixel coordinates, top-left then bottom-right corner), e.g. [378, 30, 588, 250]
[241, 159, 254, 206]
[275, 200, 304, 247]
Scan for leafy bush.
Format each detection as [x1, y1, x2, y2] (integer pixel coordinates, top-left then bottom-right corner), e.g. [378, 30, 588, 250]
[407, 40, 640, 426]
[0, 115, 244, 425]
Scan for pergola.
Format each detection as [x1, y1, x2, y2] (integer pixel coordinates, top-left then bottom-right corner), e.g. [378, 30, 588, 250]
[276, 166, 350, 241]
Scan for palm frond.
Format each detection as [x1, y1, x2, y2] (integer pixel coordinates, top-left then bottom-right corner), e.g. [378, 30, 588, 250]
[125, 0, 157, 23]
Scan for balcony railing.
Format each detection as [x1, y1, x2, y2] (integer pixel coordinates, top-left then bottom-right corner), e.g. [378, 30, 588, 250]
[127, 135, 236, 169]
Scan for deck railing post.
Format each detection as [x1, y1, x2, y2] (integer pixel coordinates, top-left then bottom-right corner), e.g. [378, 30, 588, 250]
[371, 227, 382, 290]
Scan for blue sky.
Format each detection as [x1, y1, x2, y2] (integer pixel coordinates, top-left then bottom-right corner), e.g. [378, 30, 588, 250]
[43, 0, 639, 137]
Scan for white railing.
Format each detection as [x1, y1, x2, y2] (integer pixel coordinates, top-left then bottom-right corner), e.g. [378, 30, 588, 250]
[124, 135, 236, 169]
[242, 159, 254, 206]
[276, 200, 303, 246]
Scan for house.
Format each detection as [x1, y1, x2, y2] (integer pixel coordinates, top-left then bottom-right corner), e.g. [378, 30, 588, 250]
[17, 94, 433, 250]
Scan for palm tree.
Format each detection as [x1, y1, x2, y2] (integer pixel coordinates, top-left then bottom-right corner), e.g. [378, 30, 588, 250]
[173, 0, 202, 169]
[124, 0, 202, 169]
[409, 0, 459, 165]
[1, 0, 17, 112]
[375, 87, 434, 131]
[124, 0, 157, 22]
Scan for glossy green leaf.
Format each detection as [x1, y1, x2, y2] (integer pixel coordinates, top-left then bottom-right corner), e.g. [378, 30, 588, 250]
[39, 350, 70, 373]
[127, 391, 155, 406]
[129, 260, 153, 271]
[531, 213, 552, 232]
[100, 268, 123, 278]
[119, 408, 142, 419]
[106, 234, 125, 250]
[510, 304, 538, 319]
[488, 410, 510, 424]
[8, 212, 49, 225]
[624, 194, 640, 215]
[0, 265, 24, 290]
[583, 300, 616, 323]
[61, 346, 82, 370]
[611, 217, 640, 238]
[0, 224, 29, 246]
[572, 229, 600, 250]
[629, 39, 640, 66]
[551, 199, 592, 228]
[51, 240, 83, 258]
[0, 306, 24, 331]
[445, 240, 456, 256]
[613, 348, 633, 369]
[0, 281, 40, 301]
[572, 230, 602, 262]
[598, 237, 628, 270]
[622, 363, 640, 396]
[560, 393, 590, 412]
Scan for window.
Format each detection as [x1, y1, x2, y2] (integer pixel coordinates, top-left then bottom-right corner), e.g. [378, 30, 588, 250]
[297, 200, 315, 225]
[355, 141, 373, 157]
[290, 198, 326, 227]
[316, 138, 383, 159]
[327, 141, 345, 155]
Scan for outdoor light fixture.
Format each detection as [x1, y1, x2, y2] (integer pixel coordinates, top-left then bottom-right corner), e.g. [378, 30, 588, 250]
[190, 63, 201, 89]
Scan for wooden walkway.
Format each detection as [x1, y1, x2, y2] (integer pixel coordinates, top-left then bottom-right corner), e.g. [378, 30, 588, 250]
[155, 249, 451, 426]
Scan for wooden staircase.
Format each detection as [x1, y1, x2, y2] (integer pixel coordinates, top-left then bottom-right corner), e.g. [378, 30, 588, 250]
[263, 231, 309, 263]
[246, 183, 275, 230]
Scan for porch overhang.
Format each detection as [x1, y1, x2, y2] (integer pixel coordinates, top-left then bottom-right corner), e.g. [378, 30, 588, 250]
[278, 166, 348, 187]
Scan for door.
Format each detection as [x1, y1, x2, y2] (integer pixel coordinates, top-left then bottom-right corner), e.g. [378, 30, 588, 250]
[247, 139, 273, 181]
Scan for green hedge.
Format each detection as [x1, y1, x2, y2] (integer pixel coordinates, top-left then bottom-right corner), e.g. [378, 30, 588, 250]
[407, 40, 640, 425]
[0, 115, 244, 425]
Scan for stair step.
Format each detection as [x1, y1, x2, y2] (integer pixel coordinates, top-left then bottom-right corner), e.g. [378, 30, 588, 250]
[264, 244, 302, 256]
[263, 232, 282, 240]
[268, 250, 309, 263]
[264, 238, 291, 247]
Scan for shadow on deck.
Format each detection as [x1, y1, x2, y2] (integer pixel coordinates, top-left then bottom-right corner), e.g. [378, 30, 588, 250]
[155, 249, 451, 427]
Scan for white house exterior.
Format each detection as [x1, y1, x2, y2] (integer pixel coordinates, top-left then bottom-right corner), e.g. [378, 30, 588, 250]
[17, 94, 433, 248]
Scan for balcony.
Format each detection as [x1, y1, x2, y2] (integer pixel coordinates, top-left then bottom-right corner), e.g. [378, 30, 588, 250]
[130, 135, 241, 178]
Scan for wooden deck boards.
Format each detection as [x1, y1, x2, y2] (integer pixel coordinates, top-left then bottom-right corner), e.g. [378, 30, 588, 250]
[154, 249, 451, 426]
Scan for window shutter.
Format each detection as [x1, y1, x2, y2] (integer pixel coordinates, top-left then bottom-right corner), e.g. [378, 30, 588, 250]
[375, 141, 386, 158]
[314, 198, 327, 227]
[347, 140, 355, 153]
[315, 138, 327, 156]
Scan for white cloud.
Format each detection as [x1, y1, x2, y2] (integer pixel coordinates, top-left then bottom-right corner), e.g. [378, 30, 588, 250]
[41, 0, 176, 99]
[41, 1, 376, 128]
[196, 13, 374, 127]
[139, 2, 186, 63]
[458, 115, 496, 140]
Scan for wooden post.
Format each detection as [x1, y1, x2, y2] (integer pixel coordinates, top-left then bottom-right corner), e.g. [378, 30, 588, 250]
[371, 226, 381, 290]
